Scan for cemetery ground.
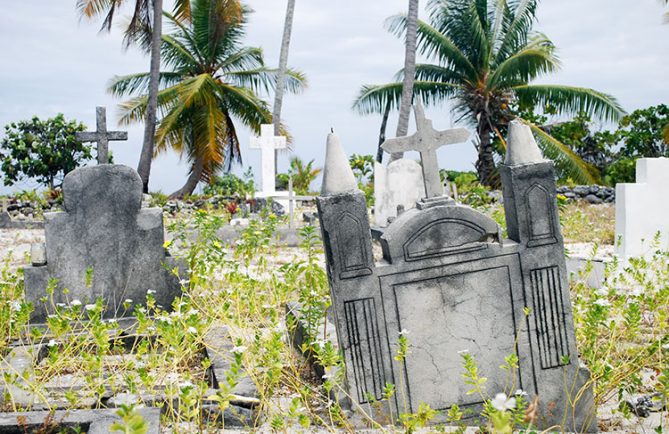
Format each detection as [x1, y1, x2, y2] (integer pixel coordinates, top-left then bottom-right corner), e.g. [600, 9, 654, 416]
[0, 198, 664, 433]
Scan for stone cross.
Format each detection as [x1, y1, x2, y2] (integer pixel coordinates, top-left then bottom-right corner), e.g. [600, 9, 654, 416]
[382, 100, 469, 198]
[250, 124, 287, 194]
[76, 107, 128, 165]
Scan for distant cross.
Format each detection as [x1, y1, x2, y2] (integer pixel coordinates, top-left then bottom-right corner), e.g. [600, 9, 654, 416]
[250, 124, 287, 194]
[382, 99, 470, 198]
[76, 107, 128, 165]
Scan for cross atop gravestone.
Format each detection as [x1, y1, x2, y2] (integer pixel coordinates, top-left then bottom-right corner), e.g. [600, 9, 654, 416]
[382, 99, 469, 198]
[76, 107, 128, 165]
[250, 124, 287, 194]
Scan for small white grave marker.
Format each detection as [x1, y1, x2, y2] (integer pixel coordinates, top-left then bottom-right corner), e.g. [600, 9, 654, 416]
[615, 157, 669, 259]
[250, 124, 287, 195]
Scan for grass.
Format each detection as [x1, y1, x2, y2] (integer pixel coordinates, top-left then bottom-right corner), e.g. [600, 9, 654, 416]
[0, 204, 664, 433]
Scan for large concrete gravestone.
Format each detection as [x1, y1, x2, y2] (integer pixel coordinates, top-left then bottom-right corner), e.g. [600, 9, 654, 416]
[615, 157, 669, 260]
[24, 165, 182, 322]
[316, 121, 595, 431]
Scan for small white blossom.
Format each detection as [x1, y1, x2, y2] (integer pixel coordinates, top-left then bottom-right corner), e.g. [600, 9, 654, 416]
[85, 304, 96, 311]
[595, 286, 608, 297]
[491, 393, 516, 411]
[179, 380, 194, 389]
[47, 339, 59, 347]
[56, 303, 66, 308]
[398, 329, 409, 336]
[231, 345, 247, 354]
[137, 307, 147, 314]
[107, 318, 117, 324]
[594, 299, 610, 307]
[47, 314, 57, 319]
[70, 299, 82, 307]
[187, 309, 198, 316]
[10, 301, 21, 312]
[179, 279, 189, 286]
[187, 326, 197, 334]
[457, 349, 470, 354]
[124, 299, 133, 304]
[147, 289, 156, 295]
[629, 287, 642, 297]
[514, 389, 528, 397]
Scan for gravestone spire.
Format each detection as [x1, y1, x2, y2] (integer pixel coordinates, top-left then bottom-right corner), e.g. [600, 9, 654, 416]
[381, 98, 469, 198]
[321, 131, 358, 196]
[76, 107, 128, 165]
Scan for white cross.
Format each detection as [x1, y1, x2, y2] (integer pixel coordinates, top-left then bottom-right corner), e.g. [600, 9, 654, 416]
[250, 124, 287, 194]
[382, 99, 470, 198]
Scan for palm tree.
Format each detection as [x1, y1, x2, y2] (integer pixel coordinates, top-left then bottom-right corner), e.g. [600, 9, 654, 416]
[390, 0, 420, 162]
[77, 0, 241, 193]
[108, 0, 306, 198]
[272, 0, 297, 171]
[288, 156, 321, 195]
[353, 0, 624, 186]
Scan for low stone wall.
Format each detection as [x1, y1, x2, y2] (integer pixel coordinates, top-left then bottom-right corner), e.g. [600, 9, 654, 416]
[556, 185, 615, 204]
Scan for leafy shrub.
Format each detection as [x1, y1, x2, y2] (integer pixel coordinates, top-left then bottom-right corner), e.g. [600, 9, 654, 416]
[203, 167, 255, 197]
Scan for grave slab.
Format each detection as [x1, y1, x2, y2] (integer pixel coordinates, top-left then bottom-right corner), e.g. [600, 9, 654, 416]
[373, 159, 425, 227]
[316, 119, 596, 431]
[615, 157, 669, 260]
[23, 165, 183, 322]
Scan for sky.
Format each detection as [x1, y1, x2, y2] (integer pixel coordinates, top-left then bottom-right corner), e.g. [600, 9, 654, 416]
[0, 0, 667, 194]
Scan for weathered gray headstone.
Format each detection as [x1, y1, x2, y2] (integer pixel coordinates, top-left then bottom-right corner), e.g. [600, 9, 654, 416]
[373, 159, 425, 227]
[76, 106, 128, 165]
[316, 122, 595, 431]
[24, 165, 182, 322]
[381, 99, 469, 198]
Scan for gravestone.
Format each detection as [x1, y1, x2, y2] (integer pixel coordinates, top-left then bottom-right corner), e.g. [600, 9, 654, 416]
[24, 165, 182, 322]
[615, 157, 669, 259]
[316, 120, 595, 431]
[250, 124, 287, 195]
[75, 107, 128, 164]
[373, 159, 424, 227]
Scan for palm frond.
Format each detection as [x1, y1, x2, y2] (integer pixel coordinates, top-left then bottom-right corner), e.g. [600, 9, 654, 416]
[524, 119, 600, 184]
[488, 43, 559, 88]
[352, 81, 459, 115]
[512, 84, 625, 122]
[108, 72, 183, 97]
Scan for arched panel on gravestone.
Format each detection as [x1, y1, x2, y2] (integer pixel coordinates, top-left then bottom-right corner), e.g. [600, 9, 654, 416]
[526, 184, 557, 247]
[336, 212, 373, 279]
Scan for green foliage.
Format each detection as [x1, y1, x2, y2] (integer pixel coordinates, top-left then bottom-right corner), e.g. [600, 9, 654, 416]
[349, 154, 375, 206]
[0, 114, 92, 188]
[288, 156, 321, 195]
[109, 0, 307, 188]
[110, 404, 148, 434]
[353, 0, 624, 185]
[203, 167, 255, 197]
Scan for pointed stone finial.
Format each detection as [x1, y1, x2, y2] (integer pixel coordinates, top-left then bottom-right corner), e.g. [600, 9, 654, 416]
[504, 120, 545, 166]
[321, 132, 358, 196]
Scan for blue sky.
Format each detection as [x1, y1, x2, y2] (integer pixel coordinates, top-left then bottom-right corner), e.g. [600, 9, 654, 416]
[1, 0, 667, 194]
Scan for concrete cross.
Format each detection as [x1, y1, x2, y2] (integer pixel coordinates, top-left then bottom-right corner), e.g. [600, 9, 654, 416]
[250, 124, 287, 194]
[382, 99, 470, 198]
[76, 107, 128, 165]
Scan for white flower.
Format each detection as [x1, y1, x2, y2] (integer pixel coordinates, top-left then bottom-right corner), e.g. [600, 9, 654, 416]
[179, 279, 189, 286]
[47, 314, 57, 319]
[514, 389, 528, 397]
[85, 304, 96, 311]
[231, 345, 247, 354]
[70, 299, 82, 306]
[107, 318, 117, 324]
[187, 326, 197, 334]
[629, 287, 642, 297]
[595, 286, 608, 297]
[10, 301, 21, 312]
[47, 339, 59, 347]
[187, 309, 198, 316]
[147, 289, 156, 295]
[457, 349, 469, 354]
[398, 329, 409, 336]
[594, 299, 610, 307]
[491, 393, 516, 411]
[124, 299, 133, 304]
[179, 380, 194, 389]
[56, 303, 66, 308]
[137, 307, 147, 314]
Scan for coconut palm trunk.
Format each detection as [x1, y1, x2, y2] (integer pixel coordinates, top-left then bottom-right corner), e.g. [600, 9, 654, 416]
[376, 101, 391, 163]
[272, 0, 296, 171]
[390, 0, 419, 162]
[136, 0, 163, 193]
[475, 120, 496, 187]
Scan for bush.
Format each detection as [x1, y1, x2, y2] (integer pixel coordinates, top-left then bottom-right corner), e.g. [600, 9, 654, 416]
[0, 114, 92, 188]
[203, 168, 255, 197]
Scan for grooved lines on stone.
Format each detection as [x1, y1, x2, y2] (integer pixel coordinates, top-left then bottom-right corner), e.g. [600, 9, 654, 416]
[530, 266, 570, 369]
[344, 298, 385, 403]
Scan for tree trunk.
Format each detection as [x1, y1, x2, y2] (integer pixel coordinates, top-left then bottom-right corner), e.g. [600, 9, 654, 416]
[136, 0, 163, 194]
[376, 101, 391, 163]
[475, 121, 497, 187]
[169, 158, 203, 199]
[272, 0, 296, 172]
[390, 0, 419, 163]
